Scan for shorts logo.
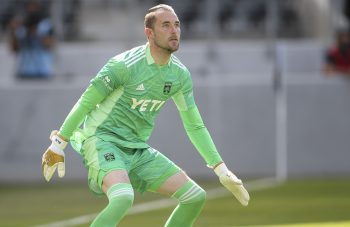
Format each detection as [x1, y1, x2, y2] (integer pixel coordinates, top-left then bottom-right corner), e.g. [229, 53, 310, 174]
[104, 153, 115, 162]
[163, 82, 172, 94]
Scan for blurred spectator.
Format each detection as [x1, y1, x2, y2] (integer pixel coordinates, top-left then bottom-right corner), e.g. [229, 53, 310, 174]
[218, 1, 236, 32]
[248, 2, 266, 30]
[174, 0, 202, 34]
[344, 0, 350, 31]
[7, 0, 55, 80]
[61, 0, 82, 41]
[278, 1, 300, 37]
[324, 29, 350, 77]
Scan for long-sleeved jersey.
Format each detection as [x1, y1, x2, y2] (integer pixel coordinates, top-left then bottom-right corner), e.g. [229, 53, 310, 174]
[59, 43, 222, 167]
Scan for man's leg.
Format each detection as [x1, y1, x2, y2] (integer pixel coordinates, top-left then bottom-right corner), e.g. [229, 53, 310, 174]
[131, 148, 206, 226]
[157, 171, 206, 227]
[90, 170, 134, 227]
[82, 137, 136, 227]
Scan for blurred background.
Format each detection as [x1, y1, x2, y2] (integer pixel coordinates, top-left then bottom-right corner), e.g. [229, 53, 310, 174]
[1, 0, 349, 182]
[0, 0, 350, 226]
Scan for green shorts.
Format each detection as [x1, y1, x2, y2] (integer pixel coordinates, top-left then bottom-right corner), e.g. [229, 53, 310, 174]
[80, 136, 182, 195]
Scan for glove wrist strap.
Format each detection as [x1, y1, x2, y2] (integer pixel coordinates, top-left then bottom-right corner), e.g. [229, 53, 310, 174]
[214, 162, 229, 176]
[51, 134, 68, 150]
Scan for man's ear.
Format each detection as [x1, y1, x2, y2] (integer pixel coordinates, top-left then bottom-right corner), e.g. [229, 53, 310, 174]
[144, 27, 153, 39]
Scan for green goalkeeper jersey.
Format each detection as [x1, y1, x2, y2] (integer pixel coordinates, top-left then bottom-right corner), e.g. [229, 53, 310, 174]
[59, 43, 222, 167]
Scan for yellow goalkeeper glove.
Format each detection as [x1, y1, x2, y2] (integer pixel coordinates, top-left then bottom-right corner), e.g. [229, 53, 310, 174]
[42, 130, 67, 182]
[214, 162, 250, 206]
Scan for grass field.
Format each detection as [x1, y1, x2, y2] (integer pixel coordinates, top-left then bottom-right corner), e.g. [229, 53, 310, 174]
[0, 178, 349, 227]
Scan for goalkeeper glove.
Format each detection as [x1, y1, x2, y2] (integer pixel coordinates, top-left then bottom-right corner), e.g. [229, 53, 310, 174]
[42, 130, 67, 182]
[214, 162, 250, 206]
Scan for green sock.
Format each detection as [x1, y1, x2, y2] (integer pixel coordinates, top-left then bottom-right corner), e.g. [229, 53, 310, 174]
[165, 180, 206, 227]
[90, 183, 134, 227]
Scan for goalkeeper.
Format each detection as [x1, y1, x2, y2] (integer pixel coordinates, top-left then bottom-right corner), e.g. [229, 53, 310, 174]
[42, 4, 249, 227]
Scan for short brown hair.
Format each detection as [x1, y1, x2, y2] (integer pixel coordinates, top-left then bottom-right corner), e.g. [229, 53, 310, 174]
[144, 4, 175, 29]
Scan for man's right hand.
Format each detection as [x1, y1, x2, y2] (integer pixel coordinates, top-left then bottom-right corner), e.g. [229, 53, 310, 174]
[42, 130, 68, 182]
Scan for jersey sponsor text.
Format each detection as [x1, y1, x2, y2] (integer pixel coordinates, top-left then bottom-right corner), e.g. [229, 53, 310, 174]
[131, 98, 165, 112]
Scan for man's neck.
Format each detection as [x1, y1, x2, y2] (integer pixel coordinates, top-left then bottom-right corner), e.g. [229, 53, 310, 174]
[149, 44, 171, 66]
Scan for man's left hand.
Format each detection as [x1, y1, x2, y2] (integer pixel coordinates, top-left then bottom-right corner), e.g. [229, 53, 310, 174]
[214, 162, 250, 206]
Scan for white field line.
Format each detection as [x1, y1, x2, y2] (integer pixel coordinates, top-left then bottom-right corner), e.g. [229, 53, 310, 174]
[33, 177, 281, 227]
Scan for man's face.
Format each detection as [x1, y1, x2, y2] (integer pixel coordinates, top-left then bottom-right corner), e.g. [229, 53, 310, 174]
[150, 10, 181, 53]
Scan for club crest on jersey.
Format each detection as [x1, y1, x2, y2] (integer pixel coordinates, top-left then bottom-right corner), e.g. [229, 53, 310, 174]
[163, 82, 172, 94]
[104, 153, 115, 162]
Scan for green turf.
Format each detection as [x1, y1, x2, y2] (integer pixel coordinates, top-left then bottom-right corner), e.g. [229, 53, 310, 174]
[0, 179, 349, 227]
[117, 179, 350, 227]
[246, 221, 350, 227]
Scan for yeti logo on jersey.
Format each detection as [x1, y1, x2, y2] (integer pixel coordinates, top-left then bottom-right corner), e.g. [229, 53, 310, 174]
[104, 153, 115, 162]
[131, 98, 165, 112]
[163, 82, 172, 94]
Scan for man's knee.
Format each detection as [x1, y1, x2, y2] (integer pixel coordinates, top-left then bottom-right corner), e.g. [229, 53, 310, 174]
[173, 180, 206, 205]
[90, 183, 134, 226]
[107, 183, 134, 208]
[165, 181, 206, 227]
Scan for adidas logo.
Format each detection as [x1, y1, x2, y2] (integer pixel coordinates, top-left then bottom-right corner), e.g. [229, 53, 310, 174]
[136, 83, 145, 91]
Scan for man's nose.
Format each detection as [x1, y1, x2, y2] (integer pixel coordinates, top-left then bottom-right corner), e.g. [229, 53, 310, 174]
[170, 25, 178, 34]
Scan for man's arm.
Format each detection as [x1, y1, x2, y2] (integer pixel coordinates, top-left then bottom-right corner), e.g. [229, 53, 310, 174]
[178, 106, 222, 167]
[178, 105, 250, 206]
[58, 84, 105, 140]
[42, 84, 105, 181]
[172, 69, 249, 206]
[7, 17, 20, 53]
[58, 57, 129, 140]
[171, 69, 221, 167]
[42, 58, 128, 181]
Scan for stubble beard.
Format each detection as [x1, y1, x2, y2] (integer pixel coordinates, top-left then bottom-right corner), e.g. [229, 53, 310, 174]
[154, 38, 179, 54]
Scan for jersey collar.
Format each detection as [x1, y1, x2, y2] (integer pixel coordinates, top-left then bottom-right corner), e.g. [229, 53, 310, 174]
[146, 43, 172, 67]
